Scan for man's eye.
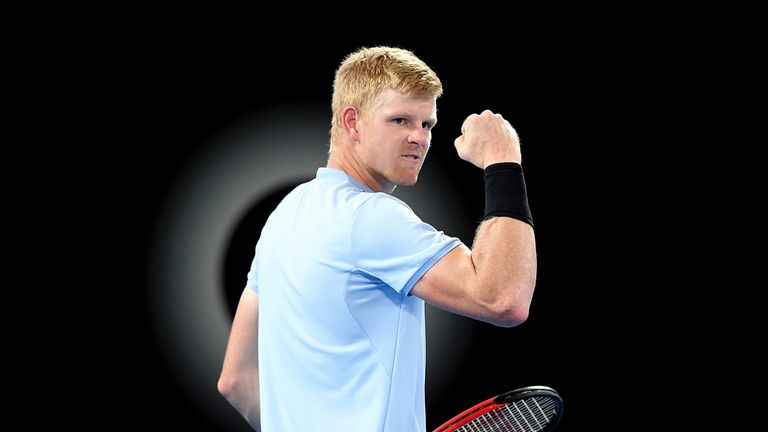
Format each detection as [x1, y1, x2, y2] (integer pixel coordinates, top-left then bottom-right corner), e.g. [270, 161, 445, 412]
[393, 118, 406, 125]
[422, 122, 432, 130]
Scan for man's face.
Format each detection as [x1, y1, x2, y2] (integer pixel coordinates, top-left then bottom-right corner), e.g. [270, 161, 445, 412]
[356, 89, 437, 192]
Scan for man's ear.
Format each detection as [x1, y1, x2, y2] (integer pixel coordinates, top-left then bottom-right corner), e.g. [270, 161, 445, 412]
[341, 106, 360, 143]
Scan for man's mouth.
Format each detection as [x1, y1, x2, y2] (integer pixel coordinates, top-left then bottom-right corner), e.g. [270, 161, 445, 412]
[402, 154, 420, 161]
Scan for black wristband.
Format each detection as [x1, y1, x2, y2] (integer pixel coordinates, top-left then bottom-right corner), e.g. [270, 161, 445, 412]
[483, 162, 533, 227]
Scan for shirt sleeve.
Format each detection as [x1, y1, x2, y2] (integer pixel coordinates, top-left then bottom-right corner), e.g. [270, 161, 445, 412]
[350, 193, 462, 296]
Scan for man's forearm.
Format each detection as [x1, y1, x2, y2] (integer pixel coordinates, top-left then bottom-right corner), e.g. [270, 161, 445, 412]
[470, 216, 537, 326]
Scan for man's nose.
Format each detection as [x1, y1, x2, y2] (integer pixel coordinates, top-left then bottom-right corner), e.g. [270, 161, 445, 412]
[409, 127, 428, 146]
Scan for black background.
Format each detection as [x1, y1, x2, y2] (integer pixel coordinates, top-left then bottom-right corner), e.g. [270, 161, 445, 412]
[84, 29, 659, 431]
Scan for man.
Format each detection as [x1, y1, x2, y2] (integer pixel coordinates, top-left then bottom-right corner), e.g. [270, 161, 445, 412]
[218, 46, 537, 431]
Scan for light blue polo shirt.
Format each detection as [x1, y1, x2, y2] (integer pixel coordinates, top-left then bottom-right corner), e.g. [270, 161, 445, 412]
[247, 167, 462, 431]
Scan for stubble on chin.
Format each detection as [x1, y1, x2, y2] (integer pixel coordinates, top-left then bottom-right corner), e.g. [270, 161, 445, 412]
[397, 172, 419, 187]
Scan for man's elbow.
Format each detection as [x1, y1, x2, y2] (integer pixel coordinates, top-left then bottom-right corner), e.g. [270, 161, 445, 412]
[218, 373, 240, 401]
[490, 285, 533, 327]
[492, 303, 529, 327]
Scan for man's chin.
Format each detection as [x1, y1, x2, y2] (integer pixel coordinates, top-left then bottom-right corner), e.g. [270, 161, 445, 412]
[397, 176, 418, 187]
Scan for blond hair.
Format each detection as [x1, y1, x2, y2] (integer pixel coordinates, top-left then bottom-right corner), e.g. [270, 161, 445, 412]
[329, 46, 442, 151]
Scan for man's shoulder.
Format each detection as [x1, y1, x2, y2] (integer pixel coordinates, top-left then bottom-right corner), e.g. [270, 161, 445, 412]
[352, 192, 418, 226]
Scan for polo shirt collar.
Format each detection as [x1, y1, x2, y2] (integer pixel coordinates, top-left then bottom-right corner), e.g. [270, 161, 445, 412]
[317, 167, 375, 193]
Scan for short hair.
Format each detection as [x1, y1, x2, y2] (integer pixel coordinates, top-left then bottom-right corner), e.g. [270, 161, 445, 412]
[329, 46, 442, 150]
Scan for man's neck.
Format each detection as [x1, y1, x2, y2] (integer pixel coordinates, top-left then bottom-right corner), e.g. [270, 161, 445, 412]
[327, 150, 393, 194]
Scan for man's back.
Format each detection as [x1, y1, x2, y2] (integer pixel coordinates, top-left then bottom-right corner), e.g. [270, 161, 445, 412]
[250, 167, 460, 431]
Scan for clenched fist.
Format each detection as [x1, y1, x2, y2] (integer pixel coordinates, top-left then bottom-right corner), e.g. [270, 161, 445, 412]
[454, 110, 522, 169]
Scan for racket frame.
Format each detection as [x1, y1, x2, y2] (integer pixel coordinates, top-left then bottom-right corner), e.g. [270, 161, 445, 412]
[433, 385, 563, 432]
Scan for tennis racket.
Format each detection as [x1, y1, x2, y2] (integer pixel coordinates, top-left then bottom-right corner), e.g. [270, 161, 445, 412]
[433, 385, 563, 432]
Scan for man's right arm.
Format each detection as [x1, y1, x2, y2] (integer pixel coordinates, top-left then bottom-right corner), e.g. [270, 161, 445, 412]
[218, 288, 261, 430]
[411, 110, 537, 327]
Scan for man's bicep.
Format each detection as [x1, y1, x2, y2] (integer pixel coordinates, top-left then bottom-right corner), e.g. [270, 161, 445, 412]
[411, 244, 488, 320]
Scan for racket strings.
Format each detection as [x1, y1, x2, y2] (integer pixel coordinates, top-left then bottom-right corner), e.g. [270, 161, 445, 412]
[457, 396, 559, 432]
